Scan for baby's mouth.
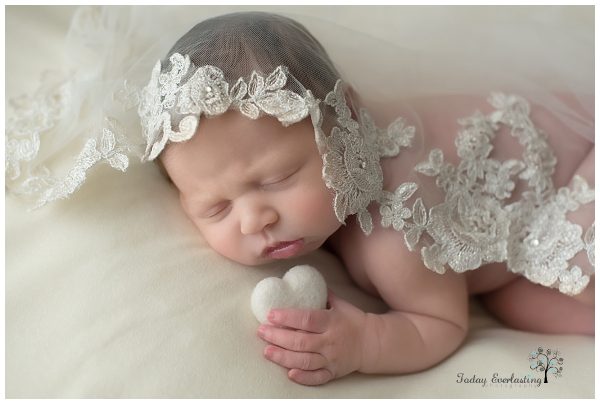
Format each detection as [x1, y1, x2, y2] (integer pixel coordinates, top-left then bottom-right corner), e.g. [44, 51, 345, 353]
[262, 239, 305, 259]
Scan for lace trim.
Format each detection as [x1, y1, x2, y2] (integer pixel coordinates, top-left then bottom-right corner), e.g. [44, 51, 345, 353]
[138, 53, 319, 161]
[321, 80, 415, 234]
[584, 223, 595, 267]
[6, 74, 68, 183]
[31, 118, 131, 208]
[354, 93, 594, 295]
[6, 73, 131, 209]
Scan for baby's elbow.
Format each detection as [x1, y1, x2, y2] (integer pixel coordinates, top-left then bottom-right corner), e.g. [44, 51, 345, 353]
[442, 304, 470, 358]
[446, 316, 469, 356]
[420, 317, 469, 371]
[452, 302, 470, 340]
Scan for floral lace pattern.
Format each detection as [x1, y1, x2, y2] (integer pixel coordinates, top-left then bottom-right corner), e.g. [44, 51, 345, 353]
[321, 80, 415, 234]
[351, 93, 594, 295]
[138, 53, 318, 160]
[6, 54, 594, 296]
[7, 87, 131, 209]
[584, 223, 595, 266]
[32, 118, 130, 208]
[106, 56, 599, 297]
[6, 74, 69, 183]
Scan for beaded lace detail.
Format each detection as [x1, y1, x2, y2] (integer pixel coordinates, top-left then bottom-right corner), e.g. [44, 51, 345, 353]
[339, 93, 594, 295]
[139, 53, 319, 161]
[320, 81, 416, 235]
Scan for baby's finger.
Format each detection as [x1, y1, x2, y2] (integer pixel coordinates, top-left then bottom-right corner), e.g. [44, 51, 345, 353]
[267, 308, 329, 333]
[264, 345, 328, 371]
[288, 368, 334, 386]
[258, 325, 322, 353]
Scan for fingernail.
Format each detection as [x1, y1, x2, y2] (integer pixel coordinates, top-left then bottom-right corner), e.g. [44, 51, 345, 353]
[257, 325, 266, 337]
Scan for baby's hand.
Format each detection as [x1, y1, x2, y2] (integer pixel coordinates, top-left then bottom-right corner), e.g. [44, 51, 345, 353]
[257, 290, 367, 386]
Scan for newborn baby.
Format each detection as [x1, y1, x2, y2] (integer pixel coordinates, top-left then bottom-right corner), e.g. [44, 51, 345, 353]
[5, 8, 594, 388]
[148, 12, 594, 386]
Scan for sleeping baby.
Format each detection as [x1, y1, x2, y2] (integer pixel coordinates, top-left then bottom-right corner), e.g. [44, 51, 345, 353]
[145, 11, 595, 386]
[9, 10, 590, 387]
[140, 13, 594, 385]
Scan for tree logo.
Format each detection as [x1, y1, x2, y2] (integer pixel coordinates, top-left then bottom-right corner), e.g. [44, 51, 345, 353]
[529, 347, 563, 383]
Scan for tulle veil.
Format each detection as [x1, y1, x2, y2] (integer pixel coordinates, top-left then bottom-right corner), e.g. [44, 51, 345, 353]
[5, 5, 593, 208]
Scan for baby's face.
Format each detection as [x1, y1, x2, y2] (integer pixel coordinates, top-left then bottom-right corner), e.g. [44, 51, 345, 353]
[161, 111, 342, 266]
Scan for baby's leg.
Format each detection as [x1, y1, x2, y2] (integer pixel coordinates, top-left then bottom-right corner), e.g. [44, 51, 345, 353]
[479, 276, 594, 335]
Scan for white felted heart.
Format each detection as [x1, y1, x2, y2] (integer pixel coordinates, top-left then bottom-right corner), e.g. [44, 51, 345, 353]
[251, 265, 327, 324]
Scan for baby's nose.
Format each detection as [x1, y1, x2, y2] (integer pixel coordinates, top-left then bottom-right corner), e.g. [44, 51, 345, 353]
[240, 205, 278, 235]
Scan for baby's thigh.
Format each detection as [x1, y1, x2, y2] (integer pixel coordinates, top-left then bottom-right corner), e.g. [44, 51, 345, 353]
[479, 276, 594, 335]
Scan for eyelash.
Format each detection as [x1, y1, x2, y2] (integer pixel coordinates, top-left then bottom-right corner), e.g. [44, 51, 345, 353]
[200, 168, 300, 219]
[203, 202, 231, 219]
[260, 169, 298, 189]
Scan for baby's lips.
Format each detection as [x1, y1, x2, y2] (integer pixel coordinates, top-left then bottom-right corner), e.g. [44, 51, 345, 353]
[262, 239, 305, 259]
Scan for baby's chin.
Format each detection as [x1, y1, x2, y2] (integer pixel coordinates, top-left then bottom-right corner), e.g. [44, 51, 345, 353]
[236, 252, 310, 267]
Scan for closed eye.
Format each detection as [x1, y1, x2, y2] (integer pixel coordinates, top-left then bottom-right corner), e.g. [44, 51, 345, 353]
[202, 202, 231, 219]
[260, 168, 299, 189]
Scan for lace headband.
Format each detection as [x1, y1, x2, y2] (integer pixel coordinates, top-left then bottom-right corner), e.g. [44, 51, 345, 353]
[139, 53, 321, 161]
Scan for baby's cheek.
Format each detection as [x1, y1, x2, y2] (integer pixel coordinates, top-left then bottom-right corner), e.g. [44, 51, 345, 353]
[193, 220, 247, 262]
[202, 226, 232, 254]
[289, 185, 338, 228]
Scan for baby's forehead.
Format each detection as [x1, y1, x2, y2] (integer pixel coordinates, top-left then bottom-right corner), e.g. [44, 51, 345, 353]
[165, 138, 313, 206]
[172, 113, 315, 157]
[161, 114, 316, 182]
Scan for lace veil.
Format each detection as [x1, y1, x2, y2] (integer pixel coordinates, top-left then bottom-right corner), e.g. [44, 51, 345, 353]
[6, 6, 594, 293]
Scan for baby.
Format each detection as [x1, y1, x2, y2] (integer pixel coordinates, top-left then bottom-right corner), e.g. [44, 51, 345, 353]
[146, 12, 595, 386]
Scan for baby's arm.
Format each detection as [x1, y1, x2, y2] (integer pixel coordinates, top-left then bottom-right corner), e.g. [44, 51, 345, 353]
[360, 265, 468, 374]
[354, 229, 469, 374]
[258, 228, 469, 385]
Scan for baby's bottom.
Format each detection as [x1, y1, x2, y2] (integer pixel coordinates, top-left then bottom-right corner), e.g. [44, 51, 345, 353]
[480, 145, 595, 336]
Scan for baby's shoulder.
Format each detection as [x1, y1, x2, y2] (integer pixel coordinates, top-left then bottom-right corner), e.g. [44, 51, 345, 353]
[327, 205, 469, 314]
[326, 206, 428, 297]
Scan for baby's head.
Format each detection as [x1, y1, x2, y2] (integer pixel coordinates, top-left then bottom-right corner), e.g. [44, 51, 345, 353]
[161, 109, 341, 266]
[150, 12, 354, 265]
